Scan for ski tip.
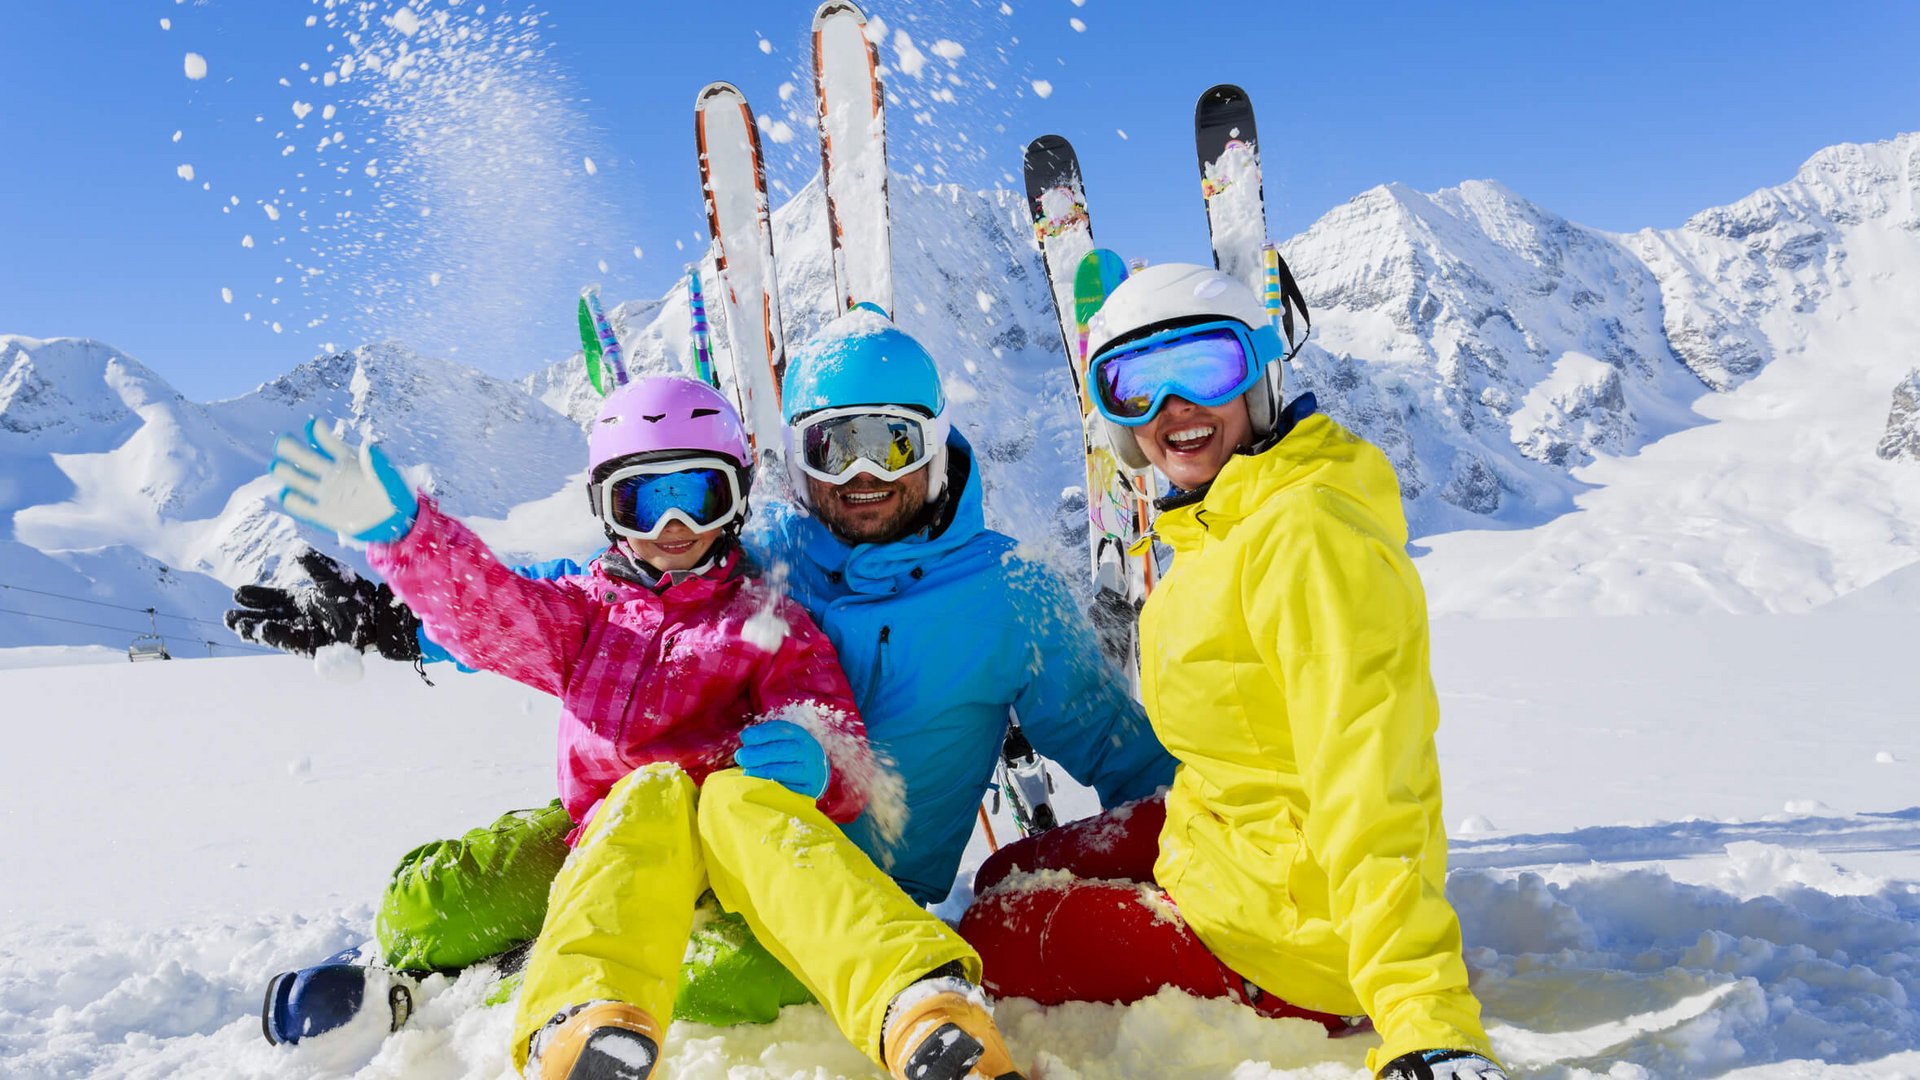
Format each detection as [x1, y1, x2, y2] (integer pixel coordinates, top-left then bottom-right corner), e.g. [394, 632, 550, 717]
[695, 80, 746, 107]
[1197, 83, 1250, 103]
[1025, 133, 1071, 156]
[1195, 83, 1252, 121]
[813, 0, 868, 28]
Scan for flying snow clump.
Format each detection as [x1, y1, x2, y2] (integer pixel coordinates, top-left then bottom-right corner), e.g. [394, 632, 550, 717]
[893, 30, 929, 78]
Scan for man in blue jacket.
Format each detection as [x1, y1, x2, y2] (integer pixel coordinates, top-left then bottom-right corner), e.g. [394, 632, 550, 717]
[762, 305, 1171, 903]
[237, 308, 1174, 1043]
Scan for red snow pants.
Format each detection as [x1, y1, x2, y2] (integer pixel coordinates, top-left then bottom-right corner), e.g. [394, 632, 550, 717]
[957, 796, 1368, 1036]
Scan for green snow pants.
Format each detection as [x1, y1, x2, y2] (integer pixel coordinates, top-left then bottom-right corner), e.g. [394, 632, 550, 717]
[373, 800, 814, 1025]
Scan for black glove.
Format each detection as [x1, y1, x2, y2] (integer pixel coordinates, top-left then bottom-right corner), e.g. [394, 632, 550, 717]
[1377, 1050, 1508, 1080]
[226, 548, 423, 661]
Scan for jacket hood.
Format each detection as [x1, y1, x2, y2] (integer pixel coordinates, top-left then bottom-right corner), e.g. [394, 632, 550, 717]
[1153, 413, 1410, 554]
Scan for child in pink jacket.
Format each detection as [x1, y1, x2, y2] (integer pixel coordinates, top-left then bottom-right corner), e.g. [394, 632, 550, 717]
[268, 375, 1018, 1080]
[369, 422, 868, 835]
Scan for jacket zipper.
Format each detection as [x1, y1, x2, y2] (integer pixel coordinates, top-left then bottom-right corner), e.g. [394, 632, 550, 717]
[860, 624, 891, 715]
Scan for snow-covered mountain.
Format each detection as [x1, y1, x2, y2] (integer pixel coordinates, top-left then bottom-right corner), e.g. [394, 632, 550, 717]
[1282, 178, 1704, 534]
[1284, 133, 1920, 542]
[1416, 135, 1920, 615]
[0, 336, 587, 650]
[6, 132, 1920, 648]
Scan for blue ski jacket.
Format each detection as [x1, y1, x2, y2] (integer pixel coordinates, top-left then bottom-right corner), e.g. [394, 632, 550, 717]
[750, 432, 1175, 902]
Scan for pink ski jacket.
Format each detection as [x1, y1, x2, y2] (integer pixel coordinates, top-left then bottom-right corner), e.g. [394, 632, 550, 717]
[370, 500, 870, 837]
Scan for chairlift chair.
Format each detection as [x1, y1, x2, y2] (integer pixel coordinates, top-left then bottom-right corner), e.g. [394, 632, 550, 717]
[128, 608, 172, 662]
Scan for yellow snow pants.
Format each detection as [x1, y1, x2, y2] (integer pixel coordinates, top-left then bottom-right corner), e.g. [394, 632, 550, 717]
[509, 764, 979, 1072]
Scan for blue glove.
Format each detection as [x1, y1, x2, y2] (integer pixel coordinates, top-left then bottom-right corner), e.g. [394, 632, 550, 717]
[270, 419, 418, 544]
[733, 720, 830, 800]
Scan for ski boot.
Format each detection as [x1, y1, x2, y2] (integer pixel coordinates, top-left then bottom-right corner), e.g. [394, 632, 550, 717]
[260, 945, 418, 1046]
[527, 1001, 663, 1080]
[882, 972, 1026, 1080]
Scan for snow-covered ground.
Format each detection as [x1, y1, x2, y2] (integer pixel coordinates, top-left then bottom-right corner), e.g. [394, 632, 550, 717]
[4, 607, 1917, 1079]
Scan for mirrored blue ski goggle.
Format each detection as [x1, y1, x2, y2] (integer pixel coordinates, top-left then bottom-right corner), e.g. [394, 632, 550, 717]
[595, 456, 746, 541]
[1087, 319, 1281, 426]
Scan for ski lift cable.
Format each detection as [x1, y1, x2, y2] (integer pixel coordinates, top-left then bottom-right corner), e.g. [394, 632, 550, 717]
[0, 604, 277, 656]
[0, 580, 235, 631]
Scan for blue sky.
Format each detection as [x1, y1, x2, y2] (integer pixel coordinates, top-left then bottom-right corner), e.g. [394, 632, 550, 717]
[5, 0, 1917, 401]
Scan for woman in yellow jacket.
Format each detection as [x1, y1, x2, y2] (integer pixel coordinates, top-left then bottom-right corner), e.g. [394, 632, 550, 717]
[961, 264, 1506, 1080]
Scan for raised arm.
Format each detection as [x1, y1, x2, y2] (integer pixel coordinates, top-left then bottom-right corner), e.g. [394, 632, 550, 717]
[268, 421, 590, 695]
[368, 500, 594, 697]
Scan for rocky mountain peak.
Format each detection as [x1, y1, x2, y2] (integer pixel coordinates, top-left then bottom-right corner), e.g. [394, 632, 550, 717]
[1685, 132, 1920, 240]
[1879, 369, 1920, 463]
[0, 336, 182, 446]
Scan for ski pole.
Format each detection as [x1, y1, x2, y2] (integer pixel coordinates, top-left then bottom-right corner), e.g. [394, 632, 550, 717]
[687, 268, 716, 387]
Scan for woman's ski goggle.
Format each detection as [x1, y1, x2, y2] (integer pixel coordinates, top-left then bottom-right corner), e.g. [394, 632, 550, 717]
[593, 456, 746, 541]
[1088, 320, 1280, 426]
[789, 405, 949, 485]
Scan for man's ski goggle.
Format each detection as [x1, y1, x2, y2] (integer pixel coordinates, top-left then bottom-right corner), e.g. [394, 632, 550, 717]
[1088, 320, 1279, 426]
[593, 456, 746, 541]
[790, 406, 948, 486]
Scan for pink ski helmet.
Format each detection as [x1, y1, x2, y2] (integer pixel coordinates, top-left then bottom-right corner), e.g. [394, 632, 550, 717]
[588, 375, 751, 475]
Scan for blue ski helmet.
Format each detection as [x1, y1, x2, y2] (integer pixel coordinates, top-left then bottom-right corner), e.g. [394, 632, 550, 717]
[781, 305, 952, 500]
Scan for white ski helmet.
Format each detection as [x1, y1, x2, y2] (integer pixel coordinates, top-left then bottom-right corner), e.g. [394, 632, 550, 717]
[1084, 262, 1287, 472]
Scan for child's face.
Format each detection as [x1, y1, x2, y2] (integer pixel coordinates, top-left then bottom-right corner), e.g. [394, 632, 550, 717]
[628, 519, 722, 572]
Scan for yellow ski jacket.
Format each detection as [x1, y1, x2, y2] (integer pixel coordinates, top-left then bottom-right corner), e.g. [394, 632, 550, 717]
[1140, 412, 1494, 1071]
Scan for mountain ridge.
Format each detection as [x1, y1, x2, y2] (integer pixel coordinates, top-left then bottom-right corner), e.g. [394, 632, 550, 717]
[6, 131, 1919, 646]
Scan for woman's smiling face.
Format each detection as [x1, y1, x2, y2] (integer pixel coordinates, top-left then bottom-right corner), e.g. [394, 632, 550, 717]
[1132, 393, 1252, 490]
